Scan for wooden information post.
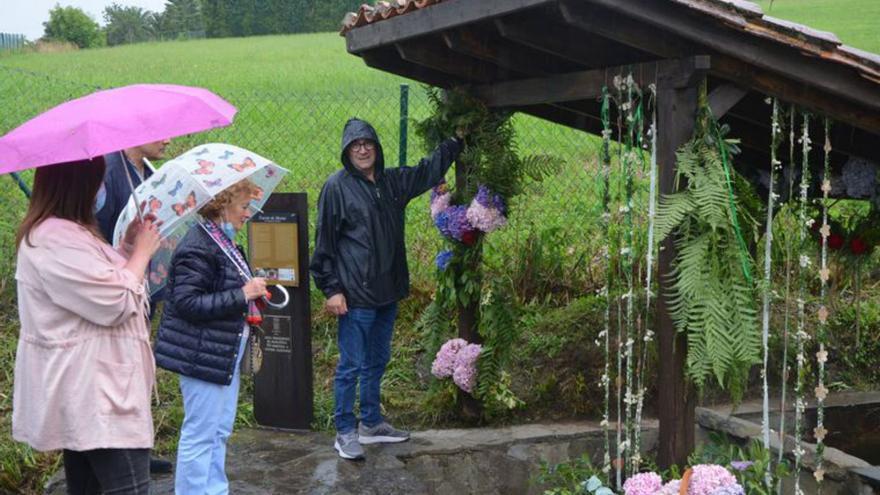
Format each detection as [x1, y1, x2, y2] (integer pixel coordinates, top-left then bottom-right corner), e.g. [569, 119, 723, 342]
[247, 192, 313, 430]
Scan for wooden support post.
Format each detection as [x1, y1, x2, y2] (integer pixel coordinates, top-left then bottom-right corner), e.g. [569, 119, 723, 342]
[656, 80, 700, 469]
[454, 146, 483, 420]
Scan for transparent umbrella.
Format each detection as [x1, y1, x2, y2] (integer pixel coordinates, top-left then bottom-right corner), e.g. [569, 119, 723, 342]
[112, 143, 288, 295]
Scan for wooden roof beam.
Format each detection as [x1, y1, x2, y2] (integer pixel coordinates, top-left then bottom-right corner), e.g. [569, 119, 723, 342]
[395, 37, 500, 83]
[473, 56, 709, 107]
[346, 0, 555, 54]
[576, 0, 880, 113]
[442, 28, 580, 76]
[494, 13, 654, 69]
[558, 1, 693, 60]
[559, 0, 880, 135]
[361, 47, 458, 88]
[516, 104, 603, 137]
[708, 84, 748, 119]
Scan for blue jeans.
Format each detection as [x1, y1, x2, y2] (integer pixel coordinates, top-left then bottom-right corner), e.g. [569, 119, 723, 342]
[334, 303, 398, 433]
[175, 331, 246, 495]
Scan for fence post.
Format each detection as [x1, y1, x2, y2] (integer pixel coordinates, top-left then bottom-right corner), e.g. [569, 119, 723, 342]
[399, 83, 409, 166]
[9, 172, 32, 198]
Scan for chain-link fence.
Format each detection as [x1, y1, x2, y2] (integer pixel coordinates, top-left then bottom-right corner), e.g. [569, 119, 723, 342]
[0, 64, 607, 303]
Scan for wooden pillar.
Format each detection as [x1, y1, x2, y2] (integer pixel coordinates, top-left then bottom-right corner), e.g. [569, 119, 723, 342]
[655, 81, 700, 469]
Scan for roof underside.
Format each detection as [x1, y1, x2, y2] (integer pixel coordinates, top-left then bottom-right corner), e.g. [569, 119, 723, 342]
[342, 0, 880, 198]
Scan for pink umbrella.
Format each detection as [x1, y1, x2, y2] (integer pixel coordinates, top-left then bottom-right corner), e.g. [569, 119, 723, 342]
[0, 84, 237, 174]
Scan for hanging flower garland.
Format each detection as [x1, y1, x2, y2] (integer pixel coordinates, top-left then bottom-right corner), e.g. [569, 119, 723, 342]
[613, 77, 626, 491]
[777, 105, 797, 468]
[812, 118, 832, 486]
[633, 82, 657, 475]
[617, 72, 640, 479]
[599, 85, 615, 482]
[793, 112, 812, 495]
[760, 98, 782, 489]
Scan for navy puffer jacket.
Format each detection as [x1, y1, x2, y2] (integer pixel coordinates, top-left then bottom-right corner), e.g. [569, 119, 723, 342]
[155, 225, 248, 385]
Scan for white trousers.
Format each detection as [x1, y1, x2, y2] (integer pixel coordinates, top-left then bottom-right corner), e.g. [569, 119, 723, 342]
[175, 334, 246, 495]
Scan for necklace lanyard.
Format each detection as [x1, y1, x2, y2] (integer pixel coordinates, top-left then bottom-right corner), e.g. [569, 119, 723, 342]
[200, 220, 252, 282]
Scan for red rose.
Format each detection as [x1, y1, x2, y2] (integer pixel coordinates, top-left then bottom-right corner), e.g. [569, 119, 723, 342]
[828, 233, 844, 250]
[850, 237, 869, 255]
[460, 230, 478, 246]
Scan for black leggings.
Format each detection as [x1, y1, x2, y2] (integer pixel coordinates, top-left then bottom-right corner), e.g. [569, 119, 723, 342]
[63, 449, 150, 495]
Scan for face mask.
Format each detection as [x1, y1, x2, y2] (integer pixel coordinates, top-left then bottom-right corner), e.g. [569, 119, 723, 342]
[93, 183, 107, 214]
[221, 221, 237, 241]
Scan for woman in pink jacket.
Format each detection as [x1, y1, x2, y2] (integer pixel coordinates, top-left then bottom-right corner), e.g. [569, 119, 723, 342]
[13, 157, 160, 494]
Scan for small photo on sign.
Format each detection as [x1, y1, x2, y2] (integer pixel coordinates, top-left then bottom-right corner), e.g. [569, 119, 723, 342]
[277, 268, 295, 282]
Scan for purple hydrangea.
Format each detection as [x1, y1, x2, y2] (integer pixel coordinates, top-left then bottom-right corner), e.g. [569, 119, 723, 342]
[467, 185, 508, 233]
[474, 184, 506, 214]
[623, 472, 663, 495]
[435, 205, 475, 241]
[729, 460, 753, 472]
[709, 484, 745, 495]
[435, 250, 453, 271]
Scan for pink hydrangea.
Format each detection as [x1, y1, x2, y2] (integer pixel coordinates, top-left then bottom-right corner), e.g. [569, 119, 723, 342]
[466, 201, 507, 233]
[657, 480, 681, 495]
[431, 338, 481, 393]
[452, 342, 481, 393]
[623, 472, 664, 495]
[431, 338, 468, 378]
[430, 191, 451, 220]
[687, 465, 738, 495]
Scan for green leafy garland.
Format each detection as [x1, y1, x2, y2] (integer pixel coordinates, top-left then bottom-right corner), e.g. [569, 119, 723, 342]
[415, 87, 559, 411]
[654, 85, 760, 399]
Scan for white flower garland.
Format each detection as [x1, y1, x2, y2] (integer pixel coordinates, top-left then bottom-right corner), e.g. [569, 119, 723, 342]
[761, 98, 782, 490]
[793, 113, 812, 495]
[813, 118, 832, 487]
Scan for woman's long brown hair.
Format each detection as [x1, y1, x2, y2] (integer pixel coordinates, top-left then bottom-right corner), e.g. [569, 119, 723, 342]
[15, 157, 106, 250]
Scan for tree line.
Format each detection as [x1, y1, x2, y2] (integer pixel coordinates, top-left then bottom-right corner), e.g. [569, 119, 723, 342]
[43, 0, 364, 49]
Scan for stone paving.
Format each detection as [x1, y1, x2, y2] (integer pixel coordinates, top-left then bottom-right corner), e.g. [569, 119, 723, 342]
[48, 421, 659, 494]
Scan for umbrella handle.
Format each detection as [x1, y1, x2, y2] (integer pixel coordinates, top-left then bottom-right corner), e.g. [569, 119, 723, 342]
[263, 284, 289, 309]
[121, 154, 145, 222]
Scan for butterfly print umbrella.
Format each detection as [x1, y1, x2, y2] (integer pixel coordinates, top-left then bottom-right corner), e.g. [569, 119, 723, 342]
[112, 143, 288, 294]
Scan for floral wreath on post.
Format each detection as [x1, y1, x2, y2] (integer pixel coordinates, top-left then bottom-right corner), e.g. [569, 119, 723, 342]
[432, 182, 508, 265]
[415, 87, 559, 411]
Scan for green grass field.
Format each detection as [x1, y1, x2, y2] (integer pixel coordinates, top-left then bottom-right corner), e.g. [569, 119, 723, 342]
[1, 1, 879, 493]
[755, 0, 880, 52]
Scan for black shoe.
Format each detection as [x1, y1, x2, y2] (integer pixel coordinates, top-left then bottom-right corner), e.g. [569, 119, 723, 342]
[150, 457, 173, 474]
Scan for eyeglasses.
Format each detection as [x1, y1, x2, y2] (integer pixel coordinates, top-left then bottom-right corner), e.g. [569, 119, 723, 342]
[350, 140, 376, 152]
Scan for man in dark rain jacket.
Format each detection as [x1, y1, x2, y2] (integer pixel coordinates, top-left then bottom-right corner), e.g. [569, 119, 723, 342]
[310, 118, 463, 460]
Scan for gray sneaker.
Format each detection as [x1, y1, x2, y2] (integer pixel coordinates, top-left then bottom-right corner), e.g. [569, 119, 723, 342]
[334, 431, 365, 460]
[358, 421, 410, 444]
